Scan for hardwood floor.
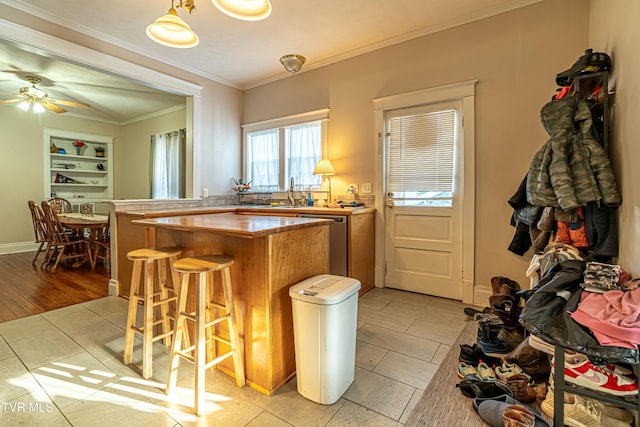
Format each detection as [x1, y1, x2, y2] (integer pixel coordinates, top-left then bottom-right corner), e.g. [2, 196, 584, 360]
[0, 251, 109, 323]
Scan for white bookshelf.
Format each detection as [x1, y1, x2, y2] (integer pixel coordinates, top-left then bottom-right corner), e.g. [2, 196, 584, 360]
[44, 128, 114, 209]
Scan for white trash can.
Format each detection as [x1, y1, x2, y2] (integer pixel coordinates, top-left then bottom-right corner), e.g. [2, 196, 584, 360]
[289, 274, 361, 404]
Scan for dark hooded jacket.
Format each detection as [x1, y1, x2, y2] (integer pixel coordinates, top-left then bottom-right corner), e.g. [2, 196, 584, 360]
[519, 260, 639, 364]
[526, 96, 621, 211]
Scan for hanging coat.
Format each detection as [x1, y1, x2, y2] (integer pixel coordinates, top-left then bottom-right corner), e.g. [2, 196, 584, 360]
[526, 96, 621, 211]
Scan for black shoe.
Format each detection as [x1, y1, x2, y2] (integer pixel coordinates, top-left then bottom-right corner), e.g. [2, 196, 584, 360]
[459, 343, 503, 367]
[457, 376, 513, 399]
[463, 306, 491, 317]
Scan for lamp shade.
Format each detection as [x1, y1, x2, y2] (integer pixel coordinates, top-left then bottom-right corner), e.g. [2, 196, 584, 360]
[146, 8, 199, 48]
[211, 0, 272, 21]
[313, 159, 336, 176]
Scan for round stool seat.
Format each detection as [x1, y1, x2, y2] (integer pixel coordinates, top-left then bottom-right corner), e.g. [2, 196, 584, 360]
[127, 246, 182, 261]
[173, 255, 234, 273]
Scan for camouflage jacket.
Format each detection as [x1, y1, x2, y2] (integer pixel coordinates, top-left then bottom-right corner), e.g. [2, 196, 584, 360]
[526, 96, 621, 210]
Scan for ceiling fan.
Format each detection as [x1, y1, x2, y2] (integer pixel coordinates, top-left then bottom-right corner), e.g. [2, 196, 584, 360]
[0, 75, 90, 113]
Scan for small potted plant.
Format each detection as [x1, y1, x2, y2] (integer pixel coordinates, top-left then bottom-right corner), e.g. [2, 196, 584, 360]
[95, 145, 105, 157]
[72, 141, 86, 155]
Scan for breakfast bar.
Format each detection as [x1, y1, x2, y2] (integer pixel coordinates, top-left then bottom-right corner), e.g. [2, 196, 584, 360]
[132, 213, 331, 395]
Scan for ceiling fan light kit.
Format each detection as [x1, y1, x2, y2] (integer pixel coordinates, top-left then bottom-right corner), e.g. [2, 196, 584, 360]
[147, 0, 271, 48]
[0, 75, 90, 114]
[280, 54, 306, 74]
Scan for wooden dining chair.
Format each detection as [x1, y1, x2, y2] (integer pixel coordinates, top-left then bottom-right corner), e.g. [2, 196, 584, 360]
[47, 197, 72, 214]
[90, 216, 111, 273]
[40, 201, 91, 272]
[27, 200, 49, 265]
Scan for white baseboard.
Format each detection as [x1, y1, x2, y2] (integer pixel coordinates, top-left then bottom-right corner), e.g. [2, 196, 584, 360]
[0, 241, 38, 255]
[108, 279, 119, 296]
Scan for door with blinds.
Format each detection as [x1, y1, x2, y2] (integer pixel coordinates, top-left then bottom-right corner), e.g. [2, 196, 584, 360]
[384, 101, 463, 300]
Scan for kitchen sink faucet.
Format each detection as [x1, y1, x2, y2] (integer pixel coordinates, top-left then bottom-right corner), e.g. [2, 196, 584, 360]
[288, 177, 295, 206]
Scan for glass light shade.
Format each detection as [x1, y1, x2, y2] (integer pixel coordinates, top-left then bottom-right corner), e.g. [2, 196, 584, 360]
[146, 8, 199, 48]
[32, 102, 45, 114]
[17, 100, 30, 111]
[313, 159, 336, 176]
[280, 54, 306, 74]
[211, 0, 272, 21]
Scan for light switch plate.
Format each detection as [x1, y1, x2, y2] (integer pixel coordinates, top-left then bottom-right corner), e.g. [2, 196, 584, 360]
[361, 183, 372, 194]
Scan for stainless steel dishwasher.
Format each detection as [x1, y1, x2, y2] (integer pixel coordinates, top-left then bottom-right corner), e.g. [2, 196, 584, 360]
[299, 214, 348, 276]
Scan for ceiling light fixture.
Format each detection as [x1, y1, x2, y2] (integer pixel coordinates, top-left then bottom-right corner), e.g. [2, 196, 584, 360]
[147, 0, 199, 48]
[280, 54, 306, 74]
[211, 0, 272, 21]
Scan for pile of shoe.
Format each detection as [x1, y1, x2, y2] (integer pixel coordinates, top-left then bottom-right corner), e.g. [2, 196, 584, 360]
[457, 344, 539, 404]
[465, 276, 525, 354]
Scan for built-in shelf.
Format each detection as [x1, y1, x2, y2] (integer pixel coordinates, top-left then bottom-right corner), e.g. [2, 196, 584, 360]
[44, 128, 113, 203]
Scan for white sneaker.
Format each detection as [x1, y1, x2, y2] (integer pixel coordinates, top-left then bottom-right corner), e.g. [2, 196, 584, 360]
[541, 390, 602, 427]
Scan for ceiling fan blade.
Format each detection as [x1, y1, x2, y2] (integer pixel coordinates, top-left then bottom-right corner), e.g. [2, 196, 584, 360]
[42, 101, 67, 113]
[49, 98, 90, 109]
[0, 98, 24, 104]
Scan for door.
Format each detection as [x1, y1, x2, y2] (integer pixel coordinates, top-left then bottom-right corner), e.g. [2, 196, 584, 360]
[384, 101, 463, 300]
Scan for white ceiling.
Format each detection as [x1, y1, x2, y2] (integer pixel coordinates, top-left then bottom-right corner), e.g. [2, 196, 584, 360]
[0, 0, 541, 122]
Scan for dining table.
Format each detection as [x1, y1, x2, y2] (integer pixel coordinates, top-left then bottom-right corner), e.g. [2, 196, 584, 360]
[58, 213, 109, 267]
[58, 212, 109, 234]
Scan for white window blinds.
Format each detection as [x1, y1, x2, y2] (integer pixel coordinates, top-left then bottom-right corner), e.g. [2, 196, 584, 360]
[387, 107, 456, 194]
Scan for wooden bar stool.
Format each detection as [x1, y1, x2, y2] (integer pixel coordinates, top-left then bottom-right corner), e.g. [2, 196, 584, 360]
[123, 246, 182, 379]
[166, 255, 245, 415]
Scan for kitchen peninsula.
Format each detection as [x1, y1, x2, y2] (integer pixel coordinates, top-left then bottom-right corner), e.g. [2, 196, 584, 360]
[131, 213, 331, 395]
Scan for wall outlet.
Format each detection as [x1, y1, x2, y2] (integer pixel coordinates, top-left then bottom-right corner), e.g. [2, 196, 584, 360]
[202, 188, 208, 197]
[347, 184, 358, 194]
[361, 183, 372, 194]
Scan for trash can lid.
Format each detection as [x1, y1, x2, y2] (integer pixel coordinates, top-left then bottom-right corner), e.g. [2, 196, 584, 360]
[290, 274, 361, 304]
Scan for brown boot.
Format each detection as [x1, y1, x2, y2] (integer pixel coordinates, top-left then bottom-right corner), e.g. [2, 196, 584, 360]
[502, 405, 535, 427]
[491, 276, 521, 297]
[506, 374, 538, 404]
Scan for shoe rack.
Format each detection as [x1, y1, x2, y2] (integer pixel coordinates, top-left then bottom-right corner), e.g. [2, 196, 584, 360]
[552, 344, 640, 427]
[544, 69, 636, 426]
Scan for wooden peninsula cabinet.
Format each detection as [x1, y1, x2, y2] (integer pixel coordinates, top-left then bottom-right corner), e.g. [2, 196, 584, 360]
[132, 213, 331, 395]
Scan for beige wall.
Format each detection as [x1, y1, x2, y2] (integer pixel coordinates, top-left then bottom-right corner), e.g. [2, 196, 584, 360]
[0, 109, 122, 246]
[244, 0, 589, 295]
[117, 108, 187, 199]
[589, 0, 640, 275]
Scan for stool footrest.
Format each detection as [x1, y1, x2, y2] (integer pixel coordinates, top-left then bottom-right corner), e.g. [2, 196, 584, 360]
[205, 315, 230, 329]
[210, 302, 226, 311]
[204, 351, 234, 370]
[151, 295, 177, 307]
[152, 330, 174, 342]
[178, 312, 229, 328]
[174, 349, 235, 370]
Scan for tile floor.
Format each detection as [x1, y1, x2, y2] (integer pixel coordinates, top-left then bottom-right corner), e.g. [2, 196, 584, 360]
[0, 287, 469, 426]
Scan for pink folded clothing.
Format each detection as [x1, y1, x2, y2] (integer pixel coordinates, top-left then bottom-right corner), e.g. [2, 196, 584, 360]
[570, 288, 640, 349]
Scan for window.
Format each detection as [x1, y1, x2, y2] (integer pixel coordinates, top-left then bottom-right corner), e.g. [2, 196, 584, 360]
[385, 102, 459, 207]
[243, 109, 329, 190]
[150, 129, 186, 199]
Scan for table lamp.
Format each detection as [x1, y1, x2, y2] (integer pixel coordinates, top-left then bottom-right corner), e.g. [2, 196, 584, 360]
[313, 159, 336, 204]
